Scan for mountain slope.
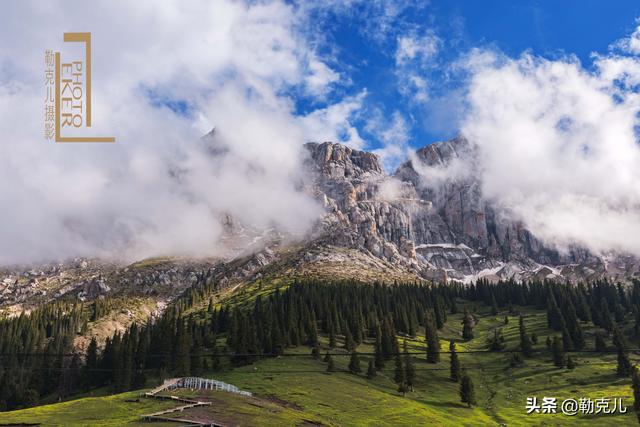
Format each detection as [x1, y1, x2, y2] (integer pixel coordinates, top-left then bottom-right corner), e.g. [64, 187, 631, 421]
[2, 303, 635, 426]
[304, 138, 639, 283]
[1, 138, 638, 325]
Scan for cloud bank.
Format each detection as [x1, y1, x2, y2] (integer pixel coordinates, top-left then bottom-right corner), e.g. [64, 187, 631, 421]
[0, 0, 366, 265]
[458, 29, 640, 256]
[4, 0, 640, 265]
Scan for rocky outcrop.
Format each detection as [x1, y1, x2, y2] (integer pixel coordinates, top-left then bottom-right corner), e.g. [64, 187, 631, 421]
[305, 142, 418, 264]
[395, 137, 561, 264]
[303, 138, 636, 283]
[0, 258, 214, 311]
[1, 137, 636, 312]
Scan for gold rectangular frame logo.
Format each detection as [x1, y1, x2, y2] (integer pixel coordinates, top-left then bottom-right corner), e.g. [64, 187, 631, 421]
[45, 32, 115, 143]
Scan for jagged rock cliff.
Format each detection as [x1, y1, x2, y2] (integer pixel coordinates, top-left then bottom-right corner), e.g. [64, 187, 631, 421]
[303, 138, 636, 283]
[2, 137, 638, 318]
[395, 137, 561, 264]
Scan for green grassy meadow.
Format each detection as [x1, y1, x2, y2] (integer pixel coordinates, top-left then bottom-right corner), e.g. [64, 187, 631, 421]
[1, 302, 638, 426]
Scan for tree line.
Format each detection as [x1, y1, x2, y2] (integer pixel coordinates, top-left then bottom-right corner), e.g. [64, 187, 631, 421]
[1, 278, 640, 413]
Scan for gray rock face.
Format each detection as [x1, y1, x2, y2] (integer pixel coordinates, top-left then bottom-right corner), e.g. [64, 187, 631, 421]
[395, 137, 562, 264]
[1, 138, 634, 310]
[304, 139, 632, 282]
[305, 142, 418, 265]
[305, 142, 383, 179]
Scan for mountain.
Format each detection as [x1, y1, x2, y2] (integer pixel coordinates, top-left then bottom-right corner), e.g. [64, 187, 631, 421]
[303, 137, 639, 284]
[1, 137, 639, 321]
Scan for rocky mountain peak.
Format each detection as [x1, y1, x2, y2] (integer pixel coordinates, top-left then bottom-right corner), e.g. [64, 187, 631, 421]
[301, 138, 637, 283]
[304, 142, 383, 179]
[412, 136, 471, 167]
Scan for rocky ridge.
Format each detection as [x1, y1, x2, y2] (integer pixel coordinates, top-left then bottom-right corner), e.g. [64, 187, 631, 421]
[1, 137, 639, 317]
[303, 138, 639, 283]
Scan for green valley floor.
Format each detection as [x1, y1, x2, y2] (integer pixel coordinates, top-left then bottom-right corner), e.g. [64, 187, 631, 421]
[1, 305, 637, 426]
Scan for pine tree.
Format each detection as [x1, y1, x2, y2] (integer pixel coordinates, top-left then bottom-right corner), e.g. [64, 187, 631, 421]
[509, 352, 524, 368]
[450, 298, 458, 314]
[374, 326, 385, 370]
[552, 337, 565, 368]
[519, 316, 533, 357]
[491, 294, 499, 315]
[425, 312, 440, 363]
[58, 351, 81, 398]
[614, 301, 625, 324]
[191, 343, 204, 377]
[488, 329, 505, 352]
[271, 321, 284, 356]
[462, 307, 475, 341]
[83, 337, 98, 390]
[397, 381, 409, 397]
[600, 298, 614, 332]
[561, 323, 574, 352]
[311, 342, 321, 360]
[329, 328, 337, 349]
[450, 340, 460, 382]
[109, 333, 123, 392]
[344, 327, 356, 352]
[133, 333, 148, 389]
[382, 317, 398, 361]
[348, 351, 361, 374]
[434, 296, 447, 329]
[211, 344, 221, 371]
[119, 329, 134, 392]
[613, 326, 632, 377]
[326, 354, 335, 373]
[174, 321, 191, 374]
[307, 311, 319, 347]
[460, 372, 476, 407]
[100, 336, 115, 388]
[16, 273, 640, 412]
[366, 360, 377, 379]
[403, 341, 415, 391]
[576, 286, 592, 322]
[613, 325, 628, 351]
[617, 349, 632, 377]
[546, 292, 563, 330]
[564, 302, 585, 350]
[394, 354, 405, 390]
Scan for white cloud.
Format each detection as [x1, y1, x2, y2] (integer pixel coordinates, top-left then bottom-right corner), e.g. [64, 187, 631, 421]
[396, 33, 439, 65]
[611, 21, 640, 55]
[395, 31, 440, 103]
[458, 45, 640, 256]
[302, 0, 427, 44]
[299, 91, 366, 149]
[305, 58, 340, 96]
[377, 177, 406, 202]
[0, 0, 359, 265]
[407, 148, 472, 188]
[367, 110, 410, 171]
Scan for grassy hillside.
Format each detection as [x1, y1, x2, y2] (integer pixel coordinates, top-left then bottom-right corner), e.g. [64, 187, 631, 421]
[211, 307, 636, 426]
[0, 390, 176, 426]
[2, 302, 637, 426]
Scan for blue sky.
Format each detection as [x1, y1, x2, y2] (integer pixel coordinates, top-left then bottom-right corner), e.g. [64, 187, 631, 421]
[292, 0, 640, 152]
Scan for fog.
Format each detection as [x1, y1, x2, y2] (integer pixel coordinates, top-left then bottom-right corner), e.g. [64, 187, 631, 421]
[0, 1, 362, 264]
